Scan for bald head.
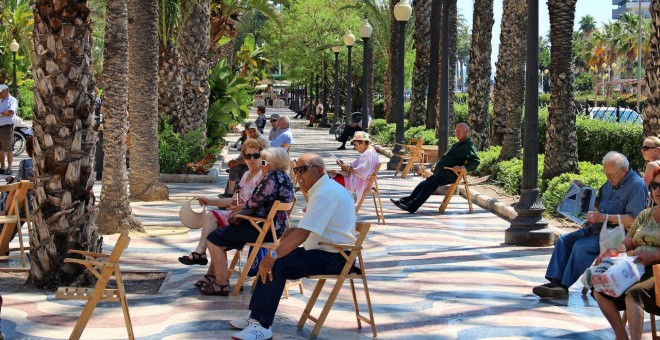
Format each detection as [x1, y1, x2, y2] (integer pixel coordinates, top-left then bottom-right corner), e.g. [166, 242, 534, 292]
[455, 123, 470, 141]
[296, 153, 326, 191]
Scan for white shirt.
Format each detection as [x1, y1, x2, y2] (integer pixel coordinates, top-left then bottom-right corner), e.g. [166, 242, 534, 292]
[299, 175, 357, 252]
[0, 94, 18, 126]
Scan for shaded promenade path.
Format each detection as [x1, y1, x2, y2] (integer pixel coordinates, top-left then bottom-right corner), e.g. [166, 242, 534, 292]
[1, 108, 627, 339]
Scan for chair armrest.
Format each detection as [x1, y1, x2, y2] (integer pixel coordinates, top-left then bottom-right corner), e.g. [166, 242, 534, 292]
[234, 214, 267, 223]
[443, 166, 465, 176]
[68, 249, 110, 258]
[317, 241, 362, 251]
[64, 258, 111, 268]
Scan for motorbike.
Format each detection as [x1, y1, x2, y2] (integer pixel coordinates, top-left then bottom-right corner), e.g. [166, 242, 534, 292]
[12, 116, 32, 156]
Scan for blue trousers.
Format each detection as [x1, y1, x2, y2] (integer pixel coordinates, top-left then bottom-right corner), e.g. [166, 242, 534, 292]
[545, 226, 599, 288]
[249, 248, 347, 327]
[401, 174, 452, 212]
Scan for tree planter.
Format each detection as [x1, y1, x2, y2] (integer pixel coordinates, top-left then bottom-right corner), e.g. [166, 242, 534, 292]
[160, 167, 219, 183]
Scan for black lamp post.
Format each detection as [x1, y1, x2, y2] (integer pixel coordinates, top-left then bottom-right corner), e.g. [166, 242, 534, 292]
[388, 0, 412, 166]
[344, 30, 355, 125]
[329, 41, 342, 133]
[9, 39, 19, 98]
[359, 17, 373, 132]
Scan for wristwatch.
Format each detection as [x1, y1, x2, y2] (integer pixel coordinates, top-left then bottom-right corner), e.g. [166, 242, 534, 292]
[269, 250, 278, 259]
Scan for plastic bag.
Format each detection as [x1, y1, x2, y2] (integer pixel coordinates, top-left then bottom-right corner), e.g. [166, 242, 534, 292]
[591, 255, 645, 297]
[247, 247, 268, 277]
[599, 214, 625, 252]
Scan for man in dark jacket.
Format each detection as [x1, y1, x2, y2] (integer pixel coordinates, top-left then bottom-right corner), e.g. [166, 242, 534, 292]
[391, 123, 480, 213]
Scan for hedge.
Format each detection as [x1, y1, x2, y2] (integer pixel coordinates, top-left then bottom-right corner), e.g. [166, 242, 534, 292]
[474, 146, 502, 177]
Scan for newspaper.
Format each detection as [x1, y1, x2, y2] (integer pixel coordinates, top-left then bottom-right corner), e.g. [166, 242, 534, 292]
[557, 181, 597, 226]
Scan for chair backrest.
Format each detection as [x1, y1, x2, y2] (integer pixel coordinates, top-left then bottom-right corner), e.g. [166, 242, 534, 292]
[354, 222, 371, 249]
[355, 163, 381, 213]
[265, 199, 296, 242]
[289, 159, 297, 183]
[108, 231, 131, 263]
[409, 138, 425, 157]
[0, 181, 31, 255]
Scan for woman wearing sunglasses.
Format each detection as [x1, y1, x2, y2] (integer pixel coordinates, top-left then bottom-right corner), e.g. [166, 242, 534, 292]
[328, 131, 379, 201]
[201, 147, 295, 295]
[594, 167, 660, 340]
[179, 139, 266, 267]
[641, 136, 660, 187]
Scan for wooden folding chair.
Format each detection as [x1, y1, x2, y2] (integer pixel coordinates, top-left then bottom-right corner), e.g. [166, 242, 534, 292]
[354, 163, 385, 224]
[297, 222, 377, 338]
[55, 231, 134, 340]
[0, 180, 33, 267]
[394, 138, 425, 179]
[438, 167, 473, 214]
[226, 199, 303, 297]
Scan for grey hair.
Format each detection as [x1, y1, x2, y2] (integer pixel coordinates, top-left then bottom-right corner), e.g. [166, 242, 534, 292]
[261, 147, 290, 172]
[301, 154, 326, 172]
[456, 122, 470, 131]
[278, 116, 291, 128]
[602, 151, 629, 171]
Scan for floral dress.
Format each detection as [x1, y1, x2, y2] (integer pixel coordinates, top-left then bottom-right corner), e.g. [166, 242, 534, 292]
[239, 169, 295, 236]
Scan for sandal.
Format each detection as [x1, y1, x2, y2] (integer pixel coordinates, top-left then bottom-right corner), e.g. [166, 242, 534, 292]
[178, 252, 208, 266]
[200, 281, 230, 296]
[193, 274, 215, 288]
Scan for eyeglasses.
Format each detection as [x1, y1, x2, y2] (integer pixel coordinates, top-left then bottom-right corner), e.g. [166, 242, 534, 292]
[292, 164, 318, 175]
[642, 146, 657, 151]
[650, 181, 660, 190]
[244, 153, 261, 160]
[270, 119, 278, 122]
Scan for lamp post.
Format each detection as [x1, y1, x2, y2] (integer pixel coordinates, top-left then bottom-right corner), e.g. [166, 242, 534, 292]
[539, 69, 548, 93]
[344, 30, 355, 125]
[391, 0, 412, 156]
[329, 41, 342, 134]
[9, 39, 19, 98]
[359, 17, 373, 132]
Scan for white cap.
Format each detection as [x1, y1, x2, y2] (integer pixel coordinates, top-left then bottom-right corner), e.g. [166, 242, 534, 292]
[0, 84, 8, 92]
[179, 198, 207, 229]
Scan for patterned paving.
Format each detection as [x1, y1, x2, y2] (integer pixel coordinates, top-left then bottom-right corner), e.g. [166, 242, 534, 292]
[0, 108, 643, 339]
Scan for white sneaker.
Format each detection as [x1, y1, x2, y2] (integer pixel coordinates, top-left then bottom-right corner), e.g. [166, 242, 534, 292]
[229, 312, 255, 330]
[231, 323, 272, 340]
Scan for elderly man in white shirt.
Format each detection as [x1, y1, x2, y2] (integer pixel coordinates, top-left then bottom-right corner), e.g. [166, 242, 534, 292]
[0, 84, 17, 175]
[230, 153, 357, 340]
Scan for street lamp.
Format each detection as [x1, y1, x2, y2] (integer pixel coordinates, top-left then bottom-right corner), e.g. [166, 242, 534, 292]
[330, 40, 342, 133]
[344, 30, 355, 125]
[359, 17, 373, 132]
[9, 39, 19, 98]
[391, 0, 412, 155]
[538, 69, 548, 93]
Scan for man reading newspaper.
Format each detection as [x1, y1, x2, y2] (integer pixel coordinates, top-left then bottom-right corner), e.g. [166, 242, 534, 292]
[558, 181, 597, 225]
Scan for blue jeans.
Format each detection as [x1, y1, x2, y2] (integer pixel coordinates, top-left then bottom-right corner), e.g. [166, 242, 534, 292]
[545, 226, 599, 288]
[402, 174, 452, 212]
[249, 248, 347, 327]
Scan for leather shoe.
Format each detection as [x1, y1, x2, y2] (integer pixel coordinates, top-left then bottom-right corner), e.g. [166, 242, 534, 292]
[532, 282, 568, 299]
[390, 198, 412, 213]
[337, 145, 346, 150]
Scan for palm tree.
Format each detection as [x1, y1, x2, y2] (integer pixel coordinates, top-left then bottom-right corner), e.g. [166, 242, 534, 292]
[490, 0, 526, 151]
[96, 0, 144, 234]
[579, 14, 597, 35]
[384, 0, 398, 123]
[407, 0, 431, 127]
[0, 0, 34, 84]
[425, 0, 441, 129]
[466, 0, 494, 151]
[643, 0, 659, 137]
[542, 0, 579, 180]
[29, 0, 102, 289]
[128, 0, 170, 201]
[179, 0, 210, 135]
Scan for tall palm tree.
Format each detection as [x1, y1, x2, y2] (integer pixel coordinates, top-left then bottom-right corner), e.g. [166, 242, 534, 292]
[466, 0, 494, 151]
[578, 14, 597, 35]
[29, 0, 102, 289]
[490, 0, 526, 150]
[407, 0, 431, 127]
[179, 0, 210, 135]
[543, 0, 578, 180]
[128, 0, 169, 201]
[384, 0, 398, 123]
[425, 0, 441, 129]
[643, 0, 659, 137]
[96, 0, 144, 234]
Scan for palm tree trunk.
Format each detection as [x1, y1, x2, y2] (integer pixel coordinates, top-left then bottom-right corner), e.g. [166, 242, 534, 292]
[426, 0, 441, 129]
[128, 0, 169, 201]
[29, 0, 102, 289]
[96, 0, 144, 234]
[179, 0, 210, 135]
[643, 0, 660, 136]
[467, 0, 494, 151]
[407, 0, 431, 127]
[159, 44, 183, 130]
[543, 0, 579, 179]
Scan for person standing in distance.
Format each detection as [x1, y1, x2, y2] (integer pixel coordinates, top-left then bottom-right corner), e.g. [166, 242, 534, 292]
[0, 84, 17, 175]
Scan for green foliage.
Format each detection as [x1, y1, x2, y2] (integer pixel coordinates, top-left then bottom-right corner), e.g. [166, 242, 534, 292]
[207, 59, 253, 146]
[473, 146, 502, 177]
[576, 115, 644, 171]
[493, 155, 545, 195]
[574, 72, 594, 92]
[373, 99, 384, 119]
[454, 93, 468, 104]
[404, 126, 437, 145]
[541, 162, 606, 217]
[17, 78, 33, 119]
[0, 0, 33, 85]
[538, 93, 551, 107]
[453, 102, 469, 124]
[158, 121, 221, 174]
[369, 118, 389, 136]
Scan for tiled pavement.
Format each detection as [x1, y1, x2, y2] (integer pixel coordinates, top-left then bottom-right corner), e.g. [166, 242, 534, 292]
[0, 108, 640, 339]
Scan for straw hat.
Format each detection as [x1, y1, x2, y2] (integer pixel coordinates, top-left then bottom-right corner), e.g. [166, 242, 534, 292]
[179, 198, 207, 229]
[350, 131, 371, 143]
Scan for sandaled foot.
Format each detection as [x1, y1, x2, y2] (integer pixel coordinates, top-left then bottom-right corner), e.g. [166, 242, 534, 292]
[200, 281, 230, 296]
[179, 252, 208, 266]
[194, 274, 216, 288]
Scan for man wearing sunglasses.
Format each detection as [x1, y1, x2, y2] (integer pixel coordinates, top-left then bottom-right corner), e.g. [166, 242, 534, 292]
[267, 114, 280, 141]
[230, 153, 357, 340]
[533, 151, 647, 299]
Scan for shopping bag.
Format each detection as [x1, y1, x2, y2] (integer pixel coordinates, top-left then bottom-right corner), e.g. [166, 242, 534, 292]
[247, 246, 268, 277]
[599, 214, 625, 252]
[591, 255, 645, 297]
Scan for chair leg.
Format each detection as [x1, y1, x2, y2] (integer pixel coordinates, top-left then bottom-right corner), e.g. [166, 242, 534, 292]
[401, 158, 415, 179]
[16, 222, 26, 267]
[394, 158, 404, 178]
[227, 249, 242, 278]
[115, 269, 135, 340]
[297, 279, 326, 330]
[463, 179, 473, 213]
[232, 246, 260, 296]
[652, 313, 658, 340]
[310, 276, 348, 338]
[439, 182, 459, 213]
[69, 270, 113, 340]
[349, 279, 362, 330]
[360, 272, 378, 338]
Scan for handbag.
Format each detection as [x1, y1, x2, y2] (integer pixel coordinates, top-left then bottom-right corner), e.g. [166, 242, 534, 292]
[591, 255, 645, 297]
[599, 214, 625, 252]
[247, 247, 268, 277]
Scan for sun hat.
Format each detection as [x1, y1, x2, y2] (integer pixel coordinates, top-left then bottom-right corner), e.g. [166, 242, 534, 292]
[179, 198, 207, 229]
[350, 131, 371, 143]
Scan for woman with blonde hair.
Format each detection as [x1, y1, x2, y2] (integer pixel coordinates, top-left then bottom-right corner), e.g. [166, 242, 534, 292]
[641, 136, 660, 186]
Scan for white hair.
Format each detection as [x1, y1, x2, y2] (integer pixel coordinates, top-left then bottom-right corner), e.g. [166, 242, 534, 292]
[602, 151, 629, 171]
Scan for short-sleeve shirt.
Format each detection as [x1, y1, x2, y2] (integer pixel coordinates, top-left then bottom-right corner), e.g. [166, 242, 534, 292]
[299, 175, 357, 252]
[268, 127, 280, 141]
[627, 207, 660, 253]
[346, 147, 380, 201]
[596, 169, 648, 219]
[0, 94, 18, 126]
[270, 128, 293, 148]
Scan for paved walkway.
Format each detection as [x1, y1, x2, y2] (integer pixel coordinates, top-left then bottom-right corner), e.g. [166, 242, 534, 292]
[0, 108, 634, 339]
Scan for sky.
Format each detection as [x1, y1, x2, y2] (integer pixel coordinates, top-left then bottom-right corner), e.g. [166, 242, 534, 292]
[457, 0, 616, 73]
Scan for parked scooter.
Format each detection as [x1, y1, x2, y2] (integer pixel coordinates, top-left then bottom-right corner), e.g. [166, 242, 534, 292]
[12, 116, 32, 156]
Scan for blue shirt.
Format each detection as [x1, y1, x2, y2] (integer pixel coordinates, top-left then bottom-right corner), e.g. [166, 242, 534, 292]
[270, 128, 293, 148]
[0, 93, 18, 126]
[596, 168, 647, 218]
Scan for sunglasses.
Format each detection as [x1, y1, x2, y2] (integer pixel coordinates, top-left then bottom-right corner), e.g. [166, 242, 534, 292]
[642, 146, 657, 151]
[352, 140, 364, 146]
[292, 164, 318, 175]
[244, 153, 261, 160]
[651, 181, 660, 190]
[270, 119, 278, 122]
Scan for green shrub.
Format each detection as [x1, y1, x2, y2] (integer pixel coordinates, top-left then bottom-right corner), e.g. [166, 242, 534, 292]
[574, 72, 594, 93]
[538, 93, 551, 107]
[17, 80, 34, 120]
[373, 99, 385, 119]
[474, 146, 502, 177]
[369, 119, 390, 136]
[158, 122, 220, 174]
[455, 93, 468, 104]
[371, 123, 396, 146]
[493, 154, 545, 195]
[453, 102, 469, 124]
[541, 162, 606, 217]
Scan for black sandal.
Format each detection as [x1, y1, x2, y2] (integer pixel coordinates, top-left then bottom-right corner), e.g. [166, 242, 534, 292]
[200, 281, 230, 296]
[194, 274, 215, 288]
[178, 252, 208, 266]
